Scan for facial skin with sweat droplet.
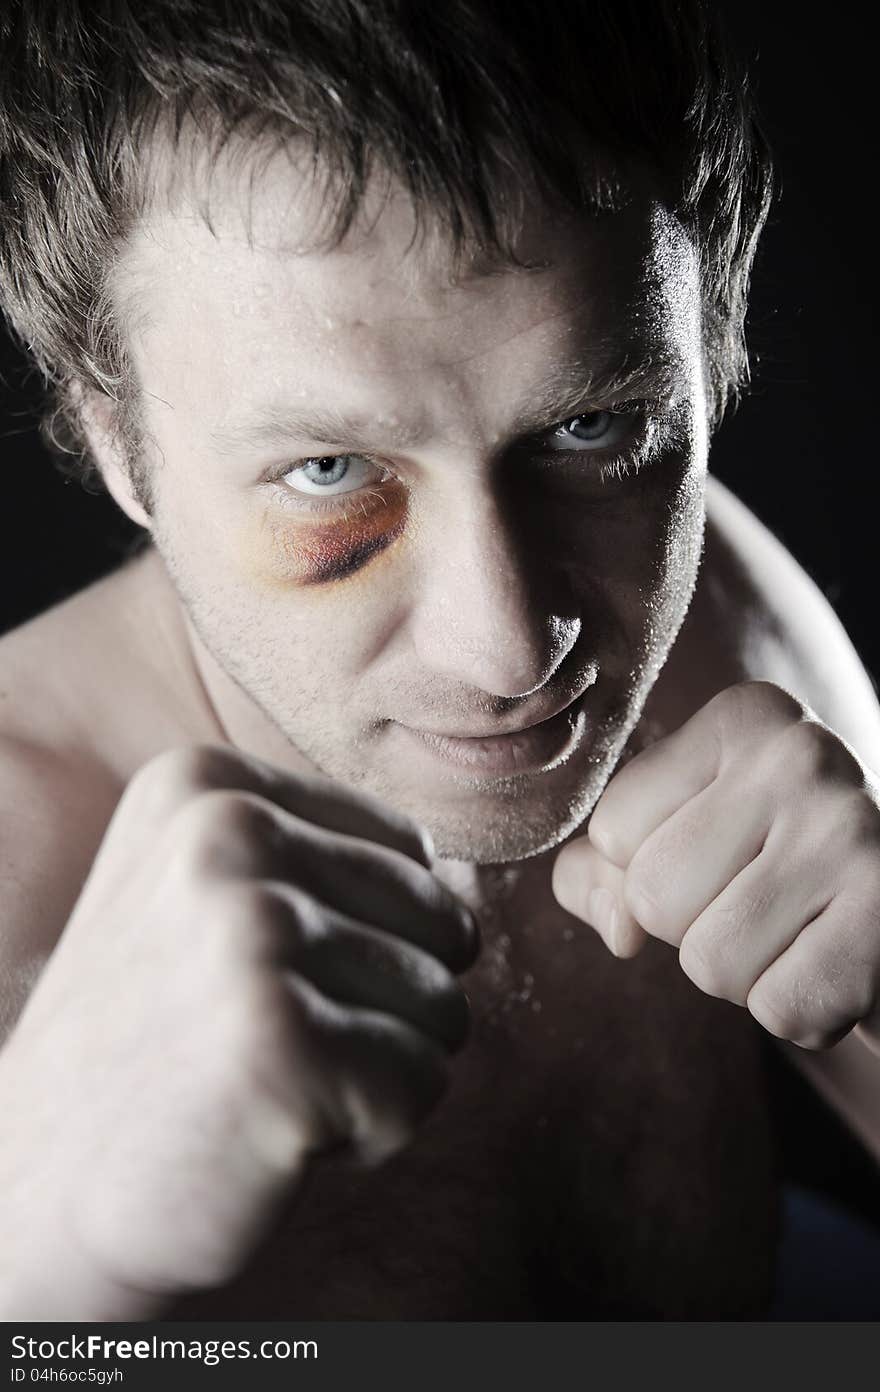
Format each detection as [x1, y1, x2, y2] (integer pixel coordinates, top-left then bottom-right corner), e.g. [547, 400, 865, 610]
[103, 143, 707, 865]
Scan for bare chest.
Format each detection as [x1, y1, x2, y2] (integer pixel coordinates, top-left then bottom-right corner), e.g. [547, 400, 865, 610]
[166, 864, 777, 1320]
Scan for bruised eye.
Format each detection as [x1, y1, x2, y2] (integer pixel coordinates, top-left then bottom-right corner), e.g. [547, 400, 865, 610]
[281, 454, 382, 495]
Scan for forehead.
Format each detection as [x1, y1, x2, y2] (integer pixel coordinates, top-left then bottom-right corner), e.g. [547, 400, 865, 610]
[117, 139, 700, 425]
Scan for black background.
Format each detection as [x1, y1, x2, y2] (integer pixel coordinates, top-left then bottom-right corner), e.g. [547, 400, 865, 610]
[0, 3, 878, 1234]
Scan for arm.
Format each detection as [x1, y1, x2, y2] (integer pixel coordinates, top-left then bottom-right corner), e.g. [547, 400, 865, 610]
[0, 737, 122, 1047]
[677, 482, 880, 1165]
[710, 485, 880, 1167]
[747, 567, 880, 1168]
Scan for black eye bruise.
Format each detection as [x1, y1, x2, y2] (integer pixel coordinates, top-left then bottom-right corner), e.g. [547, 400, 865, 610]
[302, 527, 402, 586]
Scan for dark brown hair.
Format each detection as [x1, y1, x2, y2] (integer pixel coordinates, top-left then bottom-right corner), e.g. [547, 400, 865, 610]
[0, 0, 774, 498]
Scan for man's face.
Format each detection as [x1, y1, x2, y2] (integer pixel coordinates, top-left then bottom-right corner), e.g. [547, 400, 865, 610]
[115, 146, 707, 863]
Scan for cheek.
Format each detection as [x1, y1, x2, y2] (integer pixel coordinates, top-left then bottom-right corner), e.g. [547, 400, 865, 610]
[241, 482, 409, 589]
[539, 449, 703, 581]
[555, 453, 704, 653]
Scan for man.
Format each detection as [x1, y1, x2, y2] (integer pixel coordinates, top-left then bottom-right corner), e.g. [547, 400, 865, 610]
[0, 0, 878, 1320]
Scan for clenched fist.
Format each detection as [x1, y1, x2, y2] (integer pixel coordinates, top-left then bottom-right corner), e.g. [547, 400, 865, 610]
[0, 744, 477, 1316]
[553, 680, 880, 1054]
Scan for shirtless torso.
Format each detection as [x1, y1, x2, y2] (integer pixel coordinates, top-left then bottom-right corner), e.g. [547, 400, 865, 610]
[1, 474, 877, 1319]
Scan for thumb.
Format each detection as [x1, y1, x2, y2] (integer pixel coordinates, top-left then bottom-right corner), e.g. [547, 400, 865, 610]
[551, 835, 648, 959]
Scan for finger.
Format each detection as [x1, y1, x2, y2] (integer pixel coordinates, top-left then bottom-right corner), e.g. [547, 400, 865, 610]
[291, 977, 451, 1166]
[675, 789, 865, 1003]
[622, 767, 772, 947]
[552, 836, 648, 958]
[115, 743, 435, 869]
[264, 812, 479, 973]
[589, 681, 801, 868]
[746, 899, 878, 1049]
[676, 822, 835, 1004]
[151, 789, 478, 971]
[260, 880, 469, 1052]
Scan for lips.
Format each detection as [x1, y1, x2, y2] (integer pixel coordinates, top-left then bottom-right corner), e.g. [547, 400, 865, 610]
[403, 686, 590, 742]
[393, 689, 591, 777]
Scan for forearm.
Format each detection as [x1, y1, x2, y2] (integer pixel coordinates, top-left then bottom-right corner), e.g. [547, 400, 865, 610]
[781, 1029, 880, 1170]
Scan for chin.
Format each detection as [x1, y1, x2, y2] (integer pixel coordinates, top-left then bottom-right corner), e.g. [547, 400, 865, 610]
[399, 778, 605, 866]
[331, 714, 636, 866]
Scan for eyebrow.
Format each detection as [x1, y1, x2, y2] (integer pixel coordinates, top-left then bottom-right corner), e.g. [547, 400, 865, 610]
[210, 344, 688, 458]
[518, 345, 687, 431]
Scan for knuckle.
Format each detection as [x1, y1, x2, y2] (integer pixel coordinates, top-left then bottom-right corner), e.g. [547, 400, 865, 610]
[275, 884, 325, 956]
[221, 880, 287, 937]
[747, 960, 868, 1047]
[137, 743, 237, 800]
[192, 881, 283, 967]
[810, 975, 865, 1035]
[205, 883, 329, 974]
[711, 680, 804, 737]
[226, 974, 314, 1075]
[212, 790, 278, 840]
[746, 983, 801, 1042]
[775, 719, 858, 784]
[173, 790, 279, 873]
[840, 790, 880, 853]
[262, 886, 335, 979]
[678, 931, 729, 999]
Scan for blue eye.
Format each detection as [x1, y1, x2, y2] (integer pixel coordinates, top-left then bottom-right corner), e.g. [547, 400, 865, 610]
[282, 454, 380, 495]
[552, 411, 626, 448]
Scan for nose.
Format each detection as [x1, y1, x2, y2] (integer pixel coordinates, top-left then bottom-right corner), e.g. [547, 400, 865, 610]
[408, 485, 580, 698]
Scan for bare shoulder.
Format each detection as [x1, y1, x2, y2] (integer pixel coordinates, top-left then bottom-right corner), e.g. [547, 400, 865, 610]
[698, 474, 880, 768]
[0, 546, 207, 762]
[0, 733, 122, 1042]
[0, 546, 209, 1041]
[0, 570, 135, 1027]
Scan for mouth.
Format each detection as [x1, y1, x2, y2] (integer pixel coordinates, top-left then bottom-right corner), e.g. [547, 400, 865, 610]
[394, 689, 592, 778]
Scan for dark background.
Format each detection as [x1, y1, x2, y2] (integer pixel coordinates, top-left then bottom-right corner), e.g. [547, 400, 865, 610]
[0, 3, 878, 1244]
